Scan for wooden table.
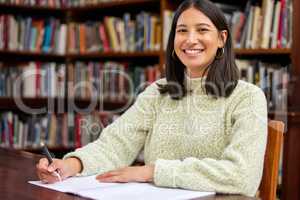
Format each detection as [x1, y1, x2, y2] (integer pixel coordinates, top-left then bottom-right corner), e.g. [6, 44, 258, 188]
[0, 148, 258, 200]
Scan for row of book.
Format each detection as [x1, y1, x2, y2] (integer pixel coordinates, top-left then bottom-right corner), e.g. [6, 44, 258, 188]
[236, 59, 289, 111]
[226, 0, 292, 49]
[1, 2, 293, 53]
[0, 0, 68, 7]
[0, 12, 161, 54]
[0, 58, 289, 110]
[0, 61, 161, 99]
[68, 61, 161, 100]
[68, 13, 161, 53]
[0, 62, 66, 98]
[0, 111, 119, 149]
[0, 0, 120, 7]
[0, 15, 66, 54]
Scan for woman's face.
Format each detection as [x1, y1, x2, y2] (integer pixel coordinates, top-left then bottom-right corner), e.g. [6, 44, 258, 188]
[174, 7, 227, 77]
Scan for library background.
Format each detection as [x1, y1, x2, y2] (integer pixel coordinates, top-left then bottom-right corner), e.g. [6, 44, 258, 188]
[0, 0, 299, 199]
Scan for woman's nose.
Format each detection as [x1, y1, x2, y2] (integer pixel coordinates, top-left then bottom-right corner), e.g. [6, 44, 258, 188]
[186, 32, 198, 43]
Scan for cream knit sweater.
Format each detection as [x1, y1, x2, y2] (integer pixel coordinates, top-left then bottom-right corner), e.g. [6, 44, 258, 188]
[64, 76, 268, 197]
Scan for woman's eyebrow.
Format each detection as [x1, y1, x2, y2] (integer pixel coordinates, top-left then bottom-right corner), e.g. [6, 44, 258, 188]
[195, 23, 211, 27]
[176, 24, 187, 28]
[176, 23, 211, 28]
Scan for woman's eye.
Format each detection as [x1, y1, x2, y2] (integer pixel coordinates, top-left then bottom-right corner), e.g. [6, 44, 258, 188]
[177, 29, 187, 33]
[198, 28, 208, 32]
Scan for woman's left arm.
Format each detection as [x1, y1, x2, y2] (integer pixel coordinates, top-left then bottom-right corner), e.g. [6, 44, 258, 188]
[153, 88, 268, 197]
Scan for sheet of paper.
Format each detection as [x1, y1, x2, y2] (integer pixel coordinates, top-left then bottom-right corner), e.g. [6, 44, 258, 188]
[29, 175, 215, 200]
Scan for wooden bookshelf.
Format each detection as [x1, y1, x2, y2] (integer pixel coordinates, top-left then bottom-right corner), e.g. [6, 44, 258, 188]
[0, 97, 50, 110]
[282, 0, 300, 199]
[0, 50, 66, 62]
[0, 97, 128, 112]
[268, 111, 300, 117]
[0, 1, 300, 199]
[0, 0, 160, 14]
[0, 3, 66, 18]
[17, 146, 74, 152]
[71, 97, 130, 112]
[1, 49, 290, 63]
[234, 48, 291, 56]
[1, 49, 291, 61]
[67, 51, 161, 60]
[22, 146, 75, 158]
[0, 3, 66, 11]
[0, 50, 161, 61]
[69, 0, 159, 11]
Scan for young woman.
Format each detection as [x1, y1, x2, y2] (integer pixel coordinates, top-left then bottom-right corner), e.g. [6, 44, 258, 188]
[36, 0, 267, 196]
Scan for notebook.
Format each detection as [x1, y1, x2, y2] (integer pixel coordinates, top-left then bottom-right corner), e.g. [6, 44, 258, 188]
[29, 175, 215, 200]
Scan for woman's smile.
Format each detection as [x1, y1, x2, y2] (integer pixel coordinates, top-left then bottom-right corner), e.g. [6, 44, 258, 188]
[182, 48, 205, 57]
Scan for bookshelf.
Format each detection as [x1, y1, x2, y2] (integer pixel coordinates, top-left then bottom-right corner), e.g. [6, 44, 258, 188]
[67, 51, 161, 59]
[234, 48, 291, 55]
[0, 0, 299, 199]
[0, 50, 160, 60]
[0, 50, 66, 61]
[0, 97, 128, 111]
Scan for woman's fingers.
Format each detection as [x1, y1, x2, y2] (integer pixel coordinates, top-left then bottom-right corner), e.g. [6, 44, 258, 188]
[98, 175, 128, 183]
[36, 161, 50, 180]
[96, 166, 153, 183]
[96, 170, 121, 179]
[36, 163, 48, 174]
[36, 158, 63, 184]
[96, 168, 132, 183]
[38, 171, 61, 183]
[37, 158, 49, 171]
[36, 165, 44, 180]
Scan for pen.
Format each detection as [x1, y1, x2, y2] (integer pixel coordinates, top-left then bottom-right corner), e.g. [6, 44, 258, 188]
[41, 142, 62, 182]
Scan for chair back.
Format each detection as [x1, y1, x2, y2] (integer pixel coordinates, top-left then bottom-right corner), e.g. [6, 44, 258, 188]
[259, 120, 284, 200]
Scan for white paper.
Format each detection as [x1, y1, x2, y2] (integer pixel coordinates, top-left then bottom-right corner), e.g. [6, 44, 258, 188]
[29, 175, 215, 200]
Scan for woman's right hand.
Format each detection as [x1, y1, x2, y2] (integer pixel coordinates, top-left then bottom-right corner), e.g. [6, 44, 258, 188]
[36, 157, 82, 183]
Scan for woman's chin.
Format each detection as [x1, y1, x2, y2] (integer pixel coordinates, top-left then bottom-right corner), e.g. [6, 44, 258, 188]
[184, 64, 207, 71]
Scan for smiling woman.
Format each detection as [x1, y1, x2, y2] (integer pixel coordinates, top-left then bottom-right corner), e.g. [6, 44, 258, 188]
[158, 0, 239, 99]
[36, 0, 268, 197]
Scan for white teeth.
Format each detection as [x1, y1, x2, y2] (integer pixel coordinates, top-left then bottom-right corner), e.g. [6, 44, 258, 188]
[184, 49, 203, 55]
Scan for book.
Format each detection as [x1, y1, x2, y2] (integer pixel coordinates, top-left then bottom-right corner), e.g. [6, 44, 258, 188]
[261, 0, 275, 48]
[236, 59, 290, 111]
[271, 1, 282, 48]
[0, 111, 120, 149]
[163, 10, 174, 50]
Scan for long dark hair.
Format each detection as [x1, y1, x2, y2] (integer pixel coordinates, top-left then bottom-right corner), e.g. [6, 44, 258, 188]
[157, 0, 239, 100]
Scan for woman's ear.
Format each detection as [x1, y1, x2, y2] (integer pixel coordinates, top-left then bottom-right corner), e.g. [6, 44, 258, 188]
[218, 30, 228, 48]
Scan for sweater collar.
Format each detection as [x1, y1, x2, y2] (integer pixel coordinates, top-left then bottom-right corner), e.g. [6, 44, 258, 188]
[184, 73, 206, 95]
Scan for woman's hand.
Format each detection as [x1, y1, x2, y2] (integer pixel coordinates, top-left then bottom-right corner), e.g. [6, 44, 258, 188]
[36, 157, 82, 184]
[96, 165, 155, 183]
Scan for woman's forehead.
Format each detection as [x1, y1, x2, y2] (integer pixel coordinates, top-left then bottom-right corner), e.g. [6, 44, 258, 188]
[177, 7, 213, 26]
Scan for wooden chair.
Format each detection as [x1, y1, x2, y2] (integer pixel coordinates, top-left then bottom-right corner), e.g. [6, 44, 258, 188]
[258, 120, 284, 200]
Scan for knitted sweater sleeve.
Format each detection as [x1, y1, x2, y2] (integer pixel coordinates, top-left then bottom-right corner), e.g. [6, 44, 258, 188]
[153, 87, 268, 197]
[63, 82, 158, 176]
